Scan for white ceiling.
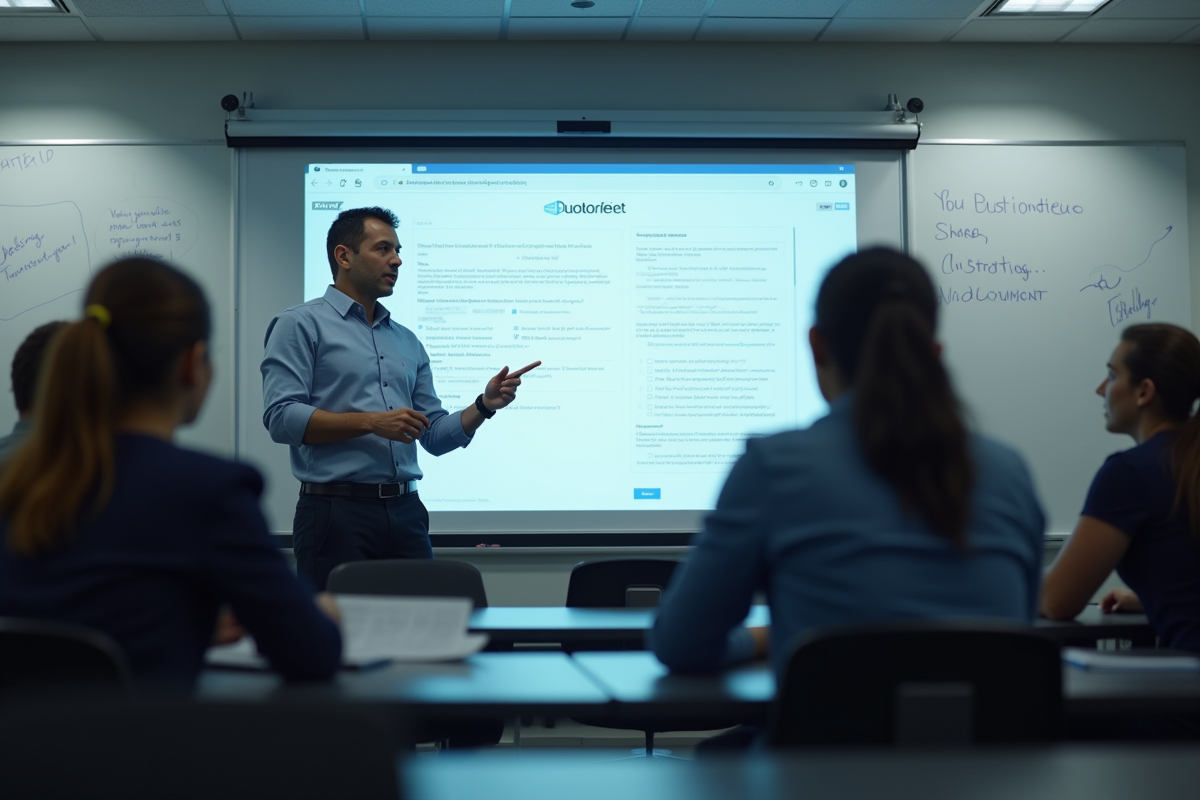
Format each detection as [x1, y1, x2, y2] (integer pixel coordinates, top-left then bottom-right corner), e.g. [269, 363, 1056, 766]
[1, 0, 1198, 43]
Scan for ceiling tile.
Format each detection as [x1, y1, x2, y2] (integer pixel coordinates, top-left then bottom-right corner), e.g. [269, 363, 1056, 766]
[1063, 17, 1200, 41]
[1097, 0, 1200, 18]
[839, 0, 986, 18]
[69, 0, 211, 16]
[234, 16, 364, 40]
[709, 0, 846, 17]
[0, 16, 95, 41]
[510, 0, 638, 17]
[86, 16, 238, 40]
[820, 17, 961, 40]
[637, 0, 707, 16]
[226, 0, 361, 15]
[951, 18, 1082, 41]
[507, 16, 629, 37]
[625, 16, 700, 37]
[696, 17, 825, 39]
[367, 16, 502, 38]
[364, 0, 504, 16]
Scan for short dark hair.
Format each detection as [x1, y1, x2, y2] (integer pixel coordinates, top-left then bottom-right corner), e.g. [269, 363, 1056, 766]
[10, 321, 68, 415]
[325, 207, 399, 280]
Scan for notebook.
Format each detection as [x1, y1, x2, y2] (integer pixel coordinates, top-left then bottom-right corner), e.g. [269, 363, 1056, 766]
[206, 595, 488, 670]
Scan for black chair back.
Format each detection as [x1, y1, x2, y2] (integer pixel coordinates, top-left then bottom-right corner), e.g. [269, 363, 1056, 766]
[0, 617, 132, 702]
[327, 559, 489, 609]
[565, 559, 680, 609]
[767, 620, 1062, 747]
[0, 701, 402, 800]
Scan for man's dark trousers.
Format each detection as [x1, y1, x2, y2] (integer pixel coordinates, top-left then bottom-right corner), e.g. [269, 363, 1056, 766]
[293, 492, 432, 591]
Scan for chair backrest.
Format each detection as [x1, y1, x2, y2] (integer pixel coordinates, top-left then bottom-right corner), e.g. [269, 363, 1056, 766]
[0, 617, 132, 703]
[326, 559, 489, 609]
[767, 620, 1062, 747]
[565, 559, 680, 608]
[0, 701, 402, 800]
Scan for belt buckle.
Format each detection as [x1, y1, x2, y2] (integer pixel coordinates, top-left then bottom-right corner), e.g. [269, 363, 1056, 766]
[378, 483, 401, 499]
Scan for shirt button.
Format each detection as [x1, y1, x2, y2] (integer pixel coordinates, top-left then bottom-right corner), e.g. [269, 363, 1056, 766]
[383, 382, 388, 387]
[380, 356, 385, 360]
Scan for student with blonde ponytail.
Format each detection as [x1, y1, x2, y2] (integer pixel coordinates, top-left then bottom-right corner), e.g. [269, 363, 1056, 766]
[0, 257, 341, 688]
[1042, 323, 1200, 654]
[652, 248, 1045, 678]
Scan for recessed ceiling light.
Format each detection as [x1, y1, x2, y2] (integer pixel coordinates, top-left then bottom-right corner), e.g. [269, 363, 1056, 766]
[987, 0, 1111, 14]
[571, 0, 596, 7]
[0, 0, 65, 9]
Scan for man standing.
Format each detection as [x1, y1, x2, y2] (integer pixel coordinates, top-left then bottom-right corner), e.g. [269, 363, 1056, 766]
[262, 207, 538, 589]
[0, 321, 67, 464]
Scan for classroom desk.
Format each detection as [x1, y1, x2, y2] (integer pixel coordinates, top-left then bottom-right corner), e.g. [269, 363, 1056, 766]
[467, 605, 771, 646]
[571, 651, 1200, 725]
[405, 746, 1200, 800]
[468, 605, 1150, 648]
[198, 652, 610, 720]
[1035, 607, 1155, 646]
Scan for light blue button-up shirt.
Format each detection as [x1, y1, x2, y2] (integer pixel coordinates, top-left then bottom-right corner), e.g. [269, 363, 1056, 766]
[262, 286, 472, 484]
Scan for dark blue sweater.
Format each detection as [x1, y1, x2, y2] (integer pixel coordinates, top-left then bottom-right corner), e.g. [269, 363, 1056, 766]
[0, 434, 341, 689]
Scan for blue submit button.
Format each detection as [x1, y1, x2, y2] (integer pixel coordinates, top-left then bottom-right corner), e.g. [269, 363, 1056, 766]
[634, 488, 662, 500]
[834, 202, 851, 210]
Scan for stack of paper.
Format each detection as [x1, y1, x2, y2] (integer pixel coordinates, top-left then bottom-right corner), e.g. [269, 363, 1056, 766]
[206, 595, 488, 670]
[1062, 647, 1200, 672]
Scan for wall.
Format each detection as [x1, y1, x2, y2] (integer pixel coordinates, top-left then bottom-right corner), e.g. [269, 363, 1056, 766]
[2, 40, 1195, 604]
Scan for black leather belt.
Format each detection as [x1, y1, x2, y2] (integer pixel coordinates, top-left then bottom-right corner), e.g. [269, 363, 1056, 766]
[300, 480, 418, 499]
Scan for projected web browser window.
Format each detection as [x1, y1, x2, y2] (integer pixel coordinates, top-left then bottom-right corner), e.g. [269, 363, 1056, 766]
[303, 163, 857, 513]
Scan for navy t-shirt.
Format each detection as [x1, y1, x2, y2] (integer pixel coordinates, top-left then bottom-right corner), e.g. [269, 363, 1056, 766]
[0, 434, 342, 688]
[1082, 431, 1200, 653]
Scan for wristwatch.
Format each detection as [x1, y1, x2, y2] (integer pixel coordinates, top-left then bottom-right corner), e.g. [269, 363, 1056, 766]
[475, 394, 496, 419]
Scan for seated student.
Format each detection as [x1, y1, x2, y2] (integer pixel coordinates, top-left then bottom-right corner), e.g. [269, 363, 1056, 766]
[650, 248, 1045, 678]
[0, 257, 342, 689]
[0, 320, 67, 463]
[1041, 323, 1200, 652]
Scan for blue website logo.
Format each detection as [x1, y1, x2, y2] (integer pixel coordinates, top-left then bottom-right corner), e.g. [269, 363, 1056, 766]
[544, 201, 563, 215]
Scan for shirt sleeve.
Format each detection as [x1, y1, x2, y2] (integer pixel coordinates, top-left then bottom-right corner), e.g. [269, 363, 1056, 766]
[201, 464, 342, 681]
[1081, 452, 1147, 539]
[261, 313, 319, 447]
[412, 338, 473, 456]
[649, 441, 768, 673]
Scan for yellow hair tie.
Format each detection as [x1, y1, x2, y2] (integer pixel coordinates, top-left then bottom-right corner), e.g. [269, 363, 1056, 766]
[85, 304, 112, 329]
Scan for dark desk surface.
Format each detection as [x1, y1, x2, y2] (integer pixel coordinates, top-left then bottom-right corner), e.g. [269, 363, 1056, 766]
[573, 650, 1200, 723]
[468, 606, 771, 644]
[405, 746, 1200, 800]
[1035, 606, 1154, 644]
[469, 605, 1150, 646]
[199, 652, 610, 718]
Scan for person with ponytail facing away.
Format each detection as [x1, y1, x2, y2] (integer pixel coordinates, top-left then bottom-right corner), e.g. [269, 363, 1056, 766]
[1042, 324, 1200, 655]
[651, 248, 1045, 679]
[0, 258, 342, 689]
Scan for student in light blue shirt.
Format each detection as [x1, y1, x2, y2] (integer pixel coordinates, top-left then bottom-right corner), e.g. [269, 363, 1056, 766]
[262, 207, 539, 589]
[651, 247, 1045, 680]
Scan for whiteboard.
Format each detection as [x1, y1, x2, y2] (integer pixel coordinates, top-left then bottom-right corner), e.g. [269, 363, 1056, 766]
[910, 144, 1191, 535]
[0, 144, 235, 456]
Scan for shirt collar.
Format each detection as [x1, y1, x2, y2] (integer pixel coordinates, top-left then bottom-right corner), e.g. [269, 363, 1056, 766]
[322, 285, 391, 327]
[11, 419, 32, 435]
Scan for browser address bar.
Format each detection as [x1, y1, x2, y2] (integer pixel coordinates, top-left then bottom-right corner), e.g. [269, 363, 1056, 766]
[389, 174, 786, 192]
